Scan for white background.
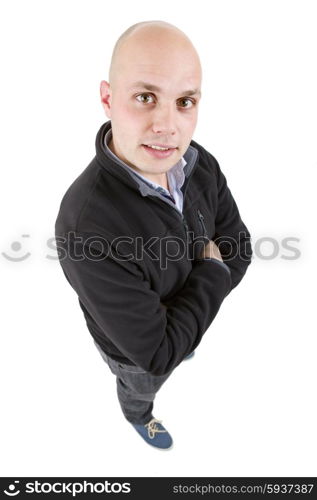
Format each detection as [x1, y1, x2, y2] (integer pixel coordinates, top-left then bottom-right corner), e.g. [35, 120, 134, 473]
[1, 0, 316, 477]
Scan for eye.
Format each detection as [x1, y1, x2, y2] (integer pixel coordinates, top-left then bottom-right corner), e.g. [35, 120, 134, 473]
[177, 98, 195, 108]
[136, 93, 155, 104]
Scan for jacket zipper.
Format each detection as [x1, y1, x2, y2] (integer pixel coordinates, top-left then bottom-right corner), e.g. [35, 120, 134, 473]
[149, 194, 192, 245]
[148, 162, 198, 245]
[182, 216, 192, 244]
[197, 209, 208, 238]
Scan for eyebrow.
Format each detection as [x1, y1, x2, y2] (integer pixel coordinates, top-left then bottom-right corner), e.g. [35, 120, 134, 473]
[129, 81, 201, 97]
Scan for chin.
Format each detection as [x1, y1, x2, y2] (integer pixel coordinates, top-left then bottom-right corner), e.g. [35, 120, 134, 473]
[147, 159, 177, 170]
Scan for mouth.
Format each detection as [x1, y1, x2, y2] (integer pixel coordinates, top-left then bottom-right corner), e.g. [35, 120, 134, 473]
[141, 143, 178, 159]
[144, 143, 177, 151]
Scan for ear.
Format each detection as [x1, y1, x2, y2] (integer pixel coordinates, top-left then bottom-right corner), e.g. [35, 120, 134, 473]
[100, 80, 112, 118]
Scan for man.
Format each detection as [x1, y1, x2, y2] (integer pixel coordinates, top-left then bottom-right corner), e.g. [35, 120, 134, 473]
[55, 20, 252, 450]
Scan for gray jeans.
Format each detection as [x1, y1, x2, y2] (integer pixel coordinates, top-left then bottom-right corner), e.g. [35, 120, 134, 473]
[94, 341, 174, 425]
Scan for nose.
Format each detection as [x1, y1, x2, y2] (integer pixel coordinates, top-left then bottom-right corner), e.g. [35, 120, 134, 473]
[151, 103, 176, 136]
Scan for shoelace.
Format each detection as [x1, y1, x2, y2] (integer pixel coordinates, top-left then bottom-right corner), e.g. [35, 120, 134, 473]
[145, 418, 167, 439]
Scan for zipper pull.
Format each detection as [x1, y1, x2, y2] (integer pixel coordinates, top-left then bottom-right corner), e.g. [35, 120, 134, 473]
[197, 209, 208, 239]
[183, 216, 192, 243]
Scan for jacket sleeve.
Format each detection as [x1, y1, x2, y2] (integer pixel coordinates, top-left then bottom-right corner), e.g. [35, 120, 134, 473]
[212, 156, 253, 291]
[57, 232, 232, 376]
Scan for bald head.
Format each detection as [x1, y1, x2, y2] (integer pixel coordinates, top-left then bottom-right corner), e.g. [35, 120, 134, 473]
[100, 21, 202, 180]
[108, 21, 202, 86]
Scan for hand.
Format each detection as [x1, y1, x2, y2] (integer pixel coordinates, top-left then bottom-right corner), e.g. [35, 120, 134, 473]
[200, 240, 223, 262]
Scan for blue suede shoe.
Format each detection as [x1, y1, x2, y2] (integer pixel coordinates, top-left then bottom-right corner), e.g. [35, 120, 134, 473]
[131, 418, 173, 449]
[184, 350, 195, 360]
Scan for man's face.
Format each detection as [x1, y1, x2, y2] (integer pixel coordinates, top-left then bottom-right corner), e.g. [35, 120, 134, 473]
[101, 30, 202, 178]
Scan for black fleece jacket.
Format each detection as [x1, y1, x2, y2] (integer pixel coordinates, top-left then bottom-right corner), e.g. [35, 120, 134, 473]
[55, 121, 252, 375]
